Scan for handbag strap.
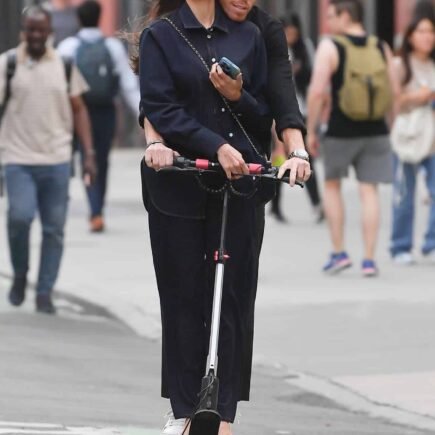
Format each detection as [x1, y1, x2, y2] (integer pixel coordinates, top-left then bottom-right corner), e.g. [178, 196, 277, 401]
[162, 16, 263, 158]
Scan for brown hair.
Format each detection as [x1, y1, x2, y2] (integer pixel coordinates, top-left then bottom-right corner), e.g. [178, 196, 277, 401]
[400, 16, 435, 86]
[329, 0, 364, 24]
[128, 0, 185, 74]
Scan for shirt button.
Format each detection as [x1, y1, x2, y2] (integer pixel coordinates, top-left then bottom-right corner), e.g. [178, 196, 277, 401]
[212, 57, 216, 62]
[207, 34, 212, 39]
[229, 133, 234, 138]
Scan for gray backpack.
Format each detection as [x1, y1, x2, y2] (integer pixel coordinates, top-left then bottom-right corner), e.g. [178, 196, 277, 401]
[76, 38, 119, 106]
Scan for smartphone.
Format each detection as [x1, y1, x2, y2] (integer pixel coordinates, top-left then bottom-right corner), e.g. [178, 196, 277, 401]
[218, 57, 241, 80]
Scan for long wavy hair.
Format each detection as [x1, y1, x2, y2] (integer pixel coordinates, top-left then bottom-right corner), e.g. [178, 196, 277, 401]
[129, 0, 185, 74]
[400, 16, 435, 86]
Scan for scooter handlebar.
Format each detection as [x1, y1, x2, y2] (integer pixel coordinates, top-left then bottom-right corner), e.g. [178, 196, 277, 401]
[174, 157, 268, 175]
[170, 157, 303, 187]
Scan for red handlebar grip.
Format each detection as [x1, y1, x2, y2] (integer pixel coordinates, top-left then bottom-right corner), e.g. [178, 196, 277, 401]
[196, 159, 210, 170]
[247, 163, 263, 174]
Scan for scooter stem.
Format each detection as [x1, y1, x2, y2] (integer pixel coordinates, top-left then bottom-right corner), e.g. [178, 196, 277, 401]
[206, 189, 229, 374]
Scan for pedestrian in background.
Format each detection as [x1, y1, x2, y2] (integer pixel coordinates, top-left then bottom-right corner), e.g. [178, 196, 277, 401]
[307, 0, 399, 276]
[269, 13, 323, 223]
[0, 6, 96, 313]
[43, 0, 80, 47]
[390, 15, 435, 265]
[58, 0, 140, 233]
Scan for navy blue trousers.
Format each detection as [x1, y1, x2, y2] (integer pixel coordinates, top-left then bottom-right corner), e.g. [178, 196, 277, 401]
[147, 193, 262, 423]
[84, 104, 116, 218]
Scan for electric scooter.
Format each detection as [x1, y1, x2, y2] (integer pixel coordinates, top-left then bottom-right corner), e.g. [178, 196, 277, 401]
[160, 157, 303, 435]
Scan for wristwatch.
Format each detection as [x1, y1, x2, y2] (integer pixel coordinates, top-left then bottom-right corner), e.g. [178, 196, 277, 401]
[288, 149, 310, 162]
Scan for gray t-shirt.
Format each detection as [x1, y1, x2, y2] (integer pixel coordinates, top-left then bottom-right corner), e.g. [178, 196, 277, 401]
[51, 7, 80, 47]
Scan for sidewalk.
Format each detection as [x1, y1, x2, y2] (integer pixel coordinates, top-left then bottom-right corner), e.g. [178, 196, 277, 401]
[1, 149, 435, 431]
[0, 276, 431, 435]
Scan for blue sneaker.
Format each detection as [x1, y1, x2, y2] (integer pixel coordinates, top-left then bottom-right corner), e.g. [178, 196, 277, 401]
[362, 259, 378, 277]
[323, 252, 352, 275]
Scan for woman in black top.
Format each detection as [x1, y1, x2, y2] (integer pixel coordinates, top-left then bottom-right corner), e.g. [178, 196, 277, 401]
[137, 0, 274, 432]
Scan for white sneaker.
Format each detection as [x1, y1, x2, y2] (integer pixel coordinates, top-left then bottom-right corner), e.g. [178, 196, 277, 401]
[393, 252, 415, 266]
[162, 411, 187, 435]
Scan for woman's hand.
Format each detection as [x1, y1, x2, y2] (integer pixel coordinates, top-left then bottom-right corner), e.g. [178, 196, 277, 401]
[217, 143, 249, 180]
[209, 64, 243, 102]
[278, 157, 311, 187]
[144, 142, 180, 170]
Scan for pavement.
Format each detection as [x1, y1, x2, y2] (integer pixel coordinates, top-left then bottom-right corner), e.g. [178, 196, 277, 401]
[1, 148, 435, 434]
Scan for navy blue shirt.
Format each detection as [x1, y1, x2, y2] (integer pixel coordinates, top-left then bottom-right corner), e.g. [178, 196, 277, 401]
[139, 3, 274, 218]
[139, 2, 272, 162]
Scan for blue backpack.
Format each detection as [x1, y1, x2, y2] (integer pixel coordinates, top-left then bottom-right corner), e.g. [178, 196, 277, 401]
[76, 37, 119, 106]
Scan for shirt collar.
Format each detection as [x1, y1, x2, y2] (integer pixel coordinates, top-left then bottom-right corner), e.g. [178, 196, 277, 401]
[17, 42, 56, 63]
[179, 2, 229, 33]
[77, 28, 104, 41]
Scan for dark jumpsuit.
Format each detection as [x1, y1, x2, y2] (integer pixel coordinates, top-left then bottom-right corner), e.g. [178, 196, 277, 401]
[139, 3, 273, 422]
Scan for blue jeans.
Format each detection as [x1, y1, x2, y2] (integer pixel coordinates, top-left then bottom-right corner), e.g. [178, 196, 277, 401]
[390, 154, 435, 257]
[5, 163, 70, 294]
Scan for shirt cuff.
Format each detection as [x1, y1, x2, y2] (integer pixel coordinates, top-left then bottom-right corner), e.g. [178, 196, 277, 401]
[190, 128, 227, 159]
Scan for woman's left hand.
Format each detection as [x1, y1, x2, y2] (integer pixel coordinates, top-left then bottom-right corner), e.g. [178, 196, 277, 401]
[209, 63, 243, 102]
[278, 157, 311, 187]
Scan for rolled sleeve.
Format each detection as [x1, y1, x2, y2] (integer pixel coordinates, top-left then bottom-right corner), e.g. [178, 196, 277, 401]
[263, 19, 306, 138]
[139, 28, 227, 158]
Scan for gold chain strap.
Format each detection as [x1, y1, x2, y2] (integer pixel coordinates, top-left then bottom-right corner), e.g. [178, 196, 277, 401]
[162, 17, 263, 158]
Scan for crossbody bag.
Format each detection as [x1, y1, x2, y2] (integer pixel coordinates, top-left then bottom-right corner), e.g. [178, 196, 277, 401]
[162, 16, 265, 159]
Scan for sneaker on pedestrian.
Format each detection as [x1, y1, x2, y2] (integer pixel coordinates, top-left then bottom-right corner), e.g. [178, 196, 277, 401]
[162, 411, 188, 435]
[362, 259, 378, 277]
[8, 276, 27, 306]
[393, 252, 415, 266]
[90, 215, 105, 233]
[323, 252, 352, 274]
[36, 293, 56, 315]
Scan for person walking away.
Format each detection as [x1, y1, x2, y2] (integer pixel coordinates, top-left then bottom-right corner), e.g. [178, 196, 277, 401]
[0, 6, 96, 313]
[390, 16, 435, 265]
[43, 0, 80, 47]
[269, 13, 323, 223]
[307, 0, 400, 277]
[58, 0, 140, 232]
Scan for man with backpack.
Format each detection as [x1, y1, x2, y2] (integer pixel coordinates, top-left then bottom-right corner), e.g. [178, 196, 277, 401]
[307, 0, 399, 276]
[0, 6, 96, 313]
[58, 0, 140, 233]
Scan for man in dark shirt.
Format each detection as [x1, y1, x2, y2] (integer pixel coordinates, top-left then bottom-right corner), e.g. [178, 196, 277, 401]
[142, 0, 311, 187]
[307, 0, 399, 277]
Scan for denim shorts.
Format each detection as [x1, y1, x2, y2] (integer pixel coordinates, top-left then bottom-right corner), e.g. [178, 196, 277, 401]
[322, 135, 393, 183]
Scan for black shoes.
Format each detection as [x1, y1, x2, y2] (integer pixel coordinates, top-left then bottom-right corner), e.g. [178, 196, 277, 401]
[8, 277, 56, 314]
[8, 277, 27, 306]
[36, 293, 56, 315]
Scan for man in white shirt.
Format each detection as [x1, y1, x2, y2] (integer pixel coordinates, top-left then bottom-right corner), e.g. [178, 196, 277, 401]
[0, 5, 96, 314]
[58, 0, 140, 232]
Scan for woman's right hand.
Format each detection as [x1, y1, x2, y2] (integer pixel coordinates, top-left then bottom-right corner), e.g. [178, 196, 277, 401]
[217, 143, 249, 179]
[144, 143, 180, 170]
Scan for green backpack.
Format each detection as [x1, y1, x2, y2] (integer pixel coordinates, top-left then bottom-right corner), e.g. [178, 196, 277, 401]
[334, 35, 392, 121]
